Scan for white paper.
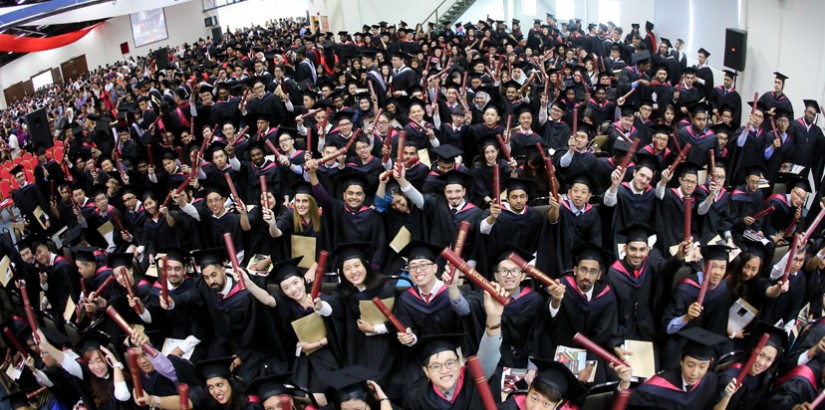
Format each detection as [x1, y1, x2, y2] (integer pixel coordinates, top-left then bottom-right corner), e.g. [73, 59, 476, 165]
[160, 338, 194, 360]
[728, 298, 758, 335]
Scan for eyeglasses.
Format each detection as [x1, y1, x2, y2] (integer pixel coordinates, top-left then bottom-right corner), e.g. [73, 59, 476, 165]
[407, 262, 434, 272]
[497, 268, 523, 277]
[426, 359, 459, 372]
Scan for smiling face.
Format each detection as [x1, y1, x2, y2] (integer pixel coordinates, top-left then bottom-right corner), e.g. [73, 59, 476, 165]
[206, 376, 232, 404]
[423, 351, 461, 392]
[343, 184, 365, 210]
[495, 259, 525, 293]
[444, 183, 466, 207]
[706, 259, 727, 287]
[279, 275, 307, 301]
[341, 258, 367, 287]
[86, 350, 109, 379]
[624, 241, 649, 269]
[567, 182, 591, 208]
[750, 345, 778, 376]
[206, 192, 226, 216]
[408, 257, 437, 288]
[574, 259, 602, 293]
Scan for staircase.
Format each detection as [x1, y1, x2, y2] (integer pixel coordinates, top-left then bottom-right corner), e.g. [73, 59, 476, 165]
[421, 0, 477, 29]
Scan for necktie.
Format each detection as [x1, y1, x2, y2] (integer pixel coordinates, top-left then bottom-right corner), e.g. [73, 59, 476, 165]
[216, 293, 225, 301]
[685, 384, 694, 391]
[451, 208, 458, 214]
[422, 293, 431, 303]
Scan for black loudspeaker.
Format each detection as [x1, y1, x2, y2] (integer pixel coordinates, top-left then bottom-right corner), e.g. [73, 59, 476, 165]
[724, 28, 747, 72]
[26, 108, 52, 149]
[154, 48, 170, 70]
[211, 27, 222, 41]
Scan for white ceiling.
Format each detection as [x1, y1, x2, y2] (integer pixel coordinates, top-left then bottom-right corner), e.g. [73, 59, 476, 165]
[1, 0, 198, 26]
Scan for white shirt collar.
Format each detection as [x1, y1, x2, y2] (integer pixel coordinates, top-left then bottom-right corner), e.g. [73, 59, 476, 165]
[219, 276, 234, 298]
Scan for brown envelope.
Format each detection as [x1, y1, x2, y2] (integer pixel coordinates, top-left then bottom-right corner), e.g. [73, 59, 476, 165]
[291, 313, 327, 355]
[291, 235, 316, 269]
[359, 297, 395, 325]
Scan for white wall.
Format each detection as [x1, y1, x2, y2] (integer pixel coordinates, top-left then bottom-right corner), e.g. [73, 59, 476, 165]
[0, 0, 210, 108]
[215, 0, 309, 31]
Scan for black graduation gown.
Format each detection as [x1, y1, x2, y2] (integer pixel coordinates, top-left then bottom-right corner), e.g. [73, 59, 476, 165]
[480, 206, 546, 275]
[138, 277, 209, 362]
[42, 254, 80, 324]
[244, 93, 287, 133]
[539, 120, 572, 151]
[762, 193, 797, 238]
[661, 274, 731, 369]
[11, 182, 51, 235]
[729, 186, 765, 244]
[468, 123, 505, 165]
[402, 366, 485, 410]
[275, 294, 342, 392]
[141, 356, 206, 408]
[509, 130, 545, 159]
[694, 185, 734, 244]
[330, 284, 399, 391]
[711, 86, 743, 129]
[553, 200, 602, 273]
[791, 117, 825, 182]
[208, 211, 247, 257]
[424, 195, 484, 265]
[628, 368, 720, 410]
[606, 182, 657, 255]
[537, 276, 618, 362]
[716, 362, 774, 410]
[674, 125, 718, 169]
[172, 277, 287, 381]
[761, 130, 794, 181]
[172, 198, 213, 250]
[758, 91, 794, 120]
[758, 270, 806, 329]
[606, 256, 682, 345]
[764, 363, 820, 409]
[654, 188, 695, 254]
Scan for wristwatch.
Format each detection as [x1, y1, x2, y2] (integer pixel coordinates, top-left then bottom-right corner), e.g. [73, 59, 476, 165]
[113, 362, 124, 370]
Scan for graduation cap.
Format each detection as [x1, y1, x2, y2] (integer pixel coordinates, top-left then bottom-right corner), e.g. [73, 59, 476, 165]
[196, 356, 235, 380]
[804, 99, 821, 114]
[777, 173, 811, 193]
[9, 164, 23, 175]
[645, 21, 654, 31]
[318, 365, 380, 404]
[192, 248, 227, 269]
[750, 321, 788, 354]
[679, 327, 726, 360]
[774, 108, 792, 120]
[529, 357, 587, 406]
[567, 170, 600, 193]
[682, 66, 698, 77]
[72, 246, 100, 264]
[688, 102, 710, 116]
[631, 50, 651, 65]
[245, 373, 293, 402]
[332, 109, 356, 124]
[631, 23, 640, 29]
[431, 144, 463, 163]
[710, 123, 732, 136]
[490, 243, 533, 268]
[741, 236, 771, 262]
[108, 252, 133, 269]
[271, 256, 304, 283]
[744, 164, 764, 178]
[723, 69, 737, 79]
[417, 333, 464, 364]
[675, 160, 700, 178]
[503, 178, 536, 198]
[331, 242, 372, 268]
[289, 180, 314, 198]
[400, 240, 443, 262]
[746, 100, 768, 112]
[438, 169, 473, 188]
[697, 48, 710, 57]
[700, 244, 732, 262]
[75, 329, 112, 353]
[333, 172, 369, 192]
[619, 222, 658, 247]
[571, 243, 613, 267]
[155, 246, 191, 264]
[773, 71, 788, 82]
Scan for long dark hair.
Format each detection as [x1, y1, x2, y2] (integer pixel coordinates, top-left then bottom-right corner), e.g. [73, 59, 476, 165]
[205, 378, 248, 410]
[81, 350, 114, 409]
[336, 256, 386, 299]
[726, 252, 763, 301]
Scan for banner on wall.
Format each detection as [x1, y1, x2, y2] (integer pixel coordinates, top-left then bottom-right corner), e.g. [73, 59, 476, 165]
[0, 22, 101, 53]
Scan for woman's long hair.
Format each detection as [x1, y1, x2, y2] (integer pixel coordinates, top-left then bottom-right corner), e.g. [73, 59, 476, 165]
[336, 257, 386, 299]
[292, 194, 321, 234]
[81, 350, 114, 409]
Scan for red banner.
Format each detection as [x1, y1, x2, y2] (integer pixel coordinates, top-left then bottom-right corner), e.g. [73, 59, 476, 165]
[0, 23, 102, 53]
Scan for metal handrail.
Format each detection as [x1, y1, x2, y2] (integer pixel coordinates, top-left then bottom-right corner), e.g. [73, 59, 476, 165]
[419, 0, 452, 27]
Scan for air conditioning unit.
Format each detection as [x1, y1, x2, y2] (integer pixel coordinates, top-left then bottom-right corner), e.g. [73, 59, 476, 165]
[204, 16, 218, 27]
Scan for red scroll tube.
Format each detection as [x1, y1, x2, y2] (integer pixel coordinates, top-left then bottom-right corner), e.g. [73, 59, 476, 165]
[372, 297, 406, 333]
[223, 173, 241, 203]
[666, 143, 692, 176]
[3, 327, 28, 358]
[784, 208, 802, 238]
[573, 332, 628, 367]
[89, 275, 116, 301]
[734, 332, 770, 386]
[619, 139, 641, 170]
[803, 208, 825, 243]
[782, 234, 800, 284]
[147, 144, 154, 167]
[162, 176, 193, 208]
[446, 221, 471, 285]
[696, 259, 712, 306]
[466, 355, 497, 410]
[535, 143, 557, 199]
[507, 253, 555, 287]
[105, 307, 159, 356]
[492, 165, 501, 206]
[315, 147, 347, 166]
[117, 267, 143, 315]
[395, 132, 406, 174]
[127, 348, 143, 399]
[310, 251, 329, 300]
[259, 175, 269, 208]
[495, 134, 512, 161]
[811, 389, 825, 408]
[305, 127, 313, 156]
[112, 212, 126, 234]
[683, 196, 693, 243]
[750, 206, 775, 221]
[179, 383, 190, 410]
[612, 389, 632, 410]
[380, 157, 419, 180]
[159, 256, 170, 306]
[381, 131, 393, 163]
[223, 233, 247, 290]
[19, 282, 40, 343]
[441, 248, 510, 306]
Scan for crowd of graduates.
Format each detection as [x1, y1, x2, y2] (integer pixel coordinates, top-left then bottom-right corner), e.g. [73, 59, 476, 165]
[2, 11, 825, 410]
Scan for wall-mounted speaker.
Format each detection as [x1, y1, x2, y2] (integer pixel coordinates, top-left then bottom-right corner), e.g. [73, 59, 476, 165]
[724, 28, 747, 72]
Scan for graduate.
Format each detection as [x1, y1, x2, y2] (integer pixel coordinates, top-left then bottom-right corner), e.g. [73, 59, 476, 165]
[480, 178, 548, 263]
[762, 174, 809, 241]
[758, 236, 808, 334]
[757, 72, 794, 120]
[695, 157, 735, 245]
[497, 358, 597, 410]
[673, 102, 718, 169]
[628, 328, 730, 410]
[603, 154, 660, 254]
[195, 357, 255, 409]
[319, 366, 398, 409]
[538, 243, 618, 383]
[661, 245, 734, 370]
[715, 323, 786, 410]
[126, 331, 206, 409]
[10, 164, 52, 235]
[549, 172, 602, 272]
[729, 165, 767, 246]
[654, 161, 700, 255]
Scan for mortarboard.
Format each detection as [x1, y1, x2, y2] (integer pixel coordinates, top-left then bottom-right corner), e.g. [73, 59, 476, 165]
[645, 21, 654, 31]
[331, 242, 371, 268]
[773, 72, 788, 82]
[529, 357, 587, 406]
[675, 160, 700, 178]
[490, 243, 533, 268]
[619, 222, 657, 244]
[697, 48, 710, 57]
[75, 330, 112, 353]
[400, 240, 443, 262]
[155, 246, 191, 263]
[108, 252, 133, 269]
[723, 69, 737, 79]
[431, 144, 463, 162]
[245, 373, 293, 402]
[571, 243, 613, 267]
[10, 164, 23, 175]
[271, 256, 304, 283]
[750, 321, 788, 353]
[679, 327, 726, 360]
[289, 180, 314, 197]
[438, 169, 473, 188]
[700, 244, 732, 262]
[567, 170, 600, 192]
[804, 99, 821, 114]
[631, 50, 651, 64]
[417, 333, 464, 363]
[196, 357, 235, 380]
[192, 248, 227, 269]
[72, 246, 99, 264]
[503, 178, 536, 198]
